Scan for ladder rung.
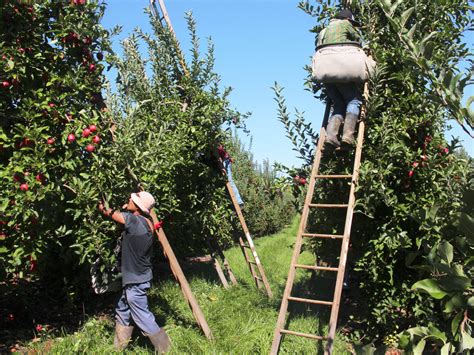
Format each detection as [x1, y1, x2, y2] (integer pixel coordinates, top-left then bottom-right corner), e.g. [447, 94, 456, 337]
[309, 204, 348, 208]
[255, 276, 263, 281]
[242, 245, 252, 249]
[280, 329, 327, 340]
[315, 175, 352, 179]
[294, 264, 338, 272]
[249, 261, 257, 265]
[287, 296, 333, 306]
[302, 233, 344, 239]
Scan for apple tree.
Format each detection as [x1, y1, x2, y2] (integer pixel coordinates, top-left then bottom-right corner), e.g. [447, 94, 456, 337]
[275, 0, 472, 351]
[0, 0, 113, 281]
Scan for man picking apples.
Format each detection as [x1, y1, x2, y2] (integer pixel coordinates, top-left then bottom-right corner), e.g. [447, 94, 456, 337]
[98, 192, 171, 353]
[217, 144, 244, 206]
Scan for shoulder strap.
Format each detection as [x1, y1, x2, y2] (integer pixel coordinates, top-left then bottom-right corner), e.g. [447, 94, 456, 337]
[137, 214, 154, 234]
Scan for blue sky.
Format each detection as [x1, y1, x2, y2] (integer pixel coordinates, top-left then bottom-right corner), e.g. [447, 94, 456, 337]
[101, 0, 473, 168]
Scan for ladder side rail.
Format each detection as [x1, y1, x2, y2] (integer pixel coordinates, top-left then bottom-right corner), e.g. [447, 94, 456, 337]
[150, 211, 213, 340]
[237, 235, 261, 287]
[224, 177, 272, 297]
[205, 238, 230, 288]
[270, 101, 331, 355]
[156, 228, 214, 340]
[211, 237, 238, 286]
[153, 0, 189, 76]
[326, 83, 369, 354]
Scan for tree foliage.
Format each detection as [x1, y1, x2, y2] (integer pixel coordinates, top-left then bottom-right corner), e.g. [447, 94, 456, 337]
[276, 0, 473, 351]
[0, 0, 113, 279]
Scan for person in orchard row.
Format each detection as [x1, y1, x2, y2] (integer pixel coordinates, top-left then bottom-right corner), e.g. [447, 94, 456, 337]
[316, 9, 363, 151]
[98, 191, 171, 353]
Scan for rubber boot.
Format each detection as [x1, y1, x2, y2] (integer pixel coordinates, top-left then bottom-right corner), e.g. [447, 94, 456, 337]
[114, 323, 134, 351]
[324, 114, 343, 149]
[341, 113, 358, 149]
[147, 328, 171, 353]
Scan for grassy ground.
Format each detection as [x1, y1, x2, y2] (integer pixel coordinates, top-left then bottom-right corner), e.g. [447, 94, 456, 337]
[26, 216, 352, 354]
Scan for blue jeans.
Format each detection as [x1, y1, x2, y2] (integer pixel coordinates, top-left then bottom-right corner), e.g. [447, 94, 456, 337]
[325, 83, 362, 117]
[115, 281, 160, 335]
[224, 158, 244, 205]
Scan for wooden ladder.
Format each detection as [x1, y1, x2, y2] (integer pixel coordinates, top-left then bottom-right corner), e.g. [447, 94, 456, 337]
[220, 159, 273, 298]
[271, 84, 368, 354]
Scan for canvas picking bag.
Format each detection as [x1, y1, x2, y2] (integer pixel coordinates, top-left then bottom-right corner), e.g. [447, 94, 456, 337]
[312, 44, 375, 83]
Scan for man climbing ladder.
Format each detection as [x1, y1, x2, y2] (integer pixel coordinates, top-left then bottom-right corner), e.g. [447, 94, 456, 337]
[271, 8, 374, 354]
[319, 9, 363, 150]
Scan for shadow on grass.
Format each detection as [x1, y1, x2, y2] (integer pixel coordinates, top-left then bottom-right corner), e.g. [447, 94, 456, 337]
[0, 277, 117, 353]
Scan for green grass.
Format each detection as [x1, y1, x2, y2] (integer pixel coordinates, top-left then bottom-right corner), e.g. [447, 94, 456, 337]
[27, 216, 352, 354]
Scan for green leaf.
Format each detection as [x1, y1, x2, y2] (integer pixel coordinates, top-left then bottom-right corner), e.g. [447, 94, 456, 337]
[451, 311, 463, 336]
[440, 342, 452, 355]
[444, 294, 466, 313]
[468, 297, 474, 308]
[399, 7, 415, 29]
[461, 331, 474, 351]
[412, 279, 449, 299]
[439, 276, 471, 292]
[457, 212, 474, 241]
[438, 240, 453, 265]
[407, 24, 417, 39]
[413, 339, 426, 355]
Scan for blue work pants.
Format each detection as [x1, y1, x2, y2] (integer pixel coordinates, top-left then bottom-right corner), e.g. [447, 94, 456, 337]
[325, 83, 362, 117]
[115, 281, 160, 335]
[223, 158, 244, 205]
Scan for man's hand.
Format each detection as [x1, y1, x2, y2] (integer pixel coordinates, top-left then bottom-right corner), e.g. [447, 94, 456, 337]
[98, 200, 125, 225]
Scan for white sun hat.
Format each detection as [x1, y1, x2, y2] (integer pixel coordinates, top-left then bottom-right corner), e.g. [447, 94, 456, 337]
[131, 191, 155, 214]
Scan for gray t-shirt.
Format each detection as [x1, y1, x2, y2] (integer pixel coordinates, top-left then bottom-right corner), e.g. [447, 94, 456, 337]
[120, 212, 153, 286]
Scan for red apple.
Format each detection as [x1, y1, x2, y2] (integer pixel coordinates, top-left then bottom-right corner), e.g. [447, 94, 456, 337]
[408, 170, 414, 178]
[88, 63, 95, 72]
[85, 144, 95, 152]
[420, 155, 427, 161]
[154, 221, 163, 230]
[67, 133, 76, 143]
[89, 124, 97, 132]
[82, 128, 91, 137]
[20, 183, 28, 191]
[30, 256, 37, 272]
[48, 102, 55, 108]
[19, 137, 34, 147]
[47, 137, 55, 145]
[299, 178, 307, 185]
[0, 232, 6, 239]
[35, 174, 43, 182]
[412, 162, 419, 168]
[2, 81, 10, 88]
[92, 135, 100, 144]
